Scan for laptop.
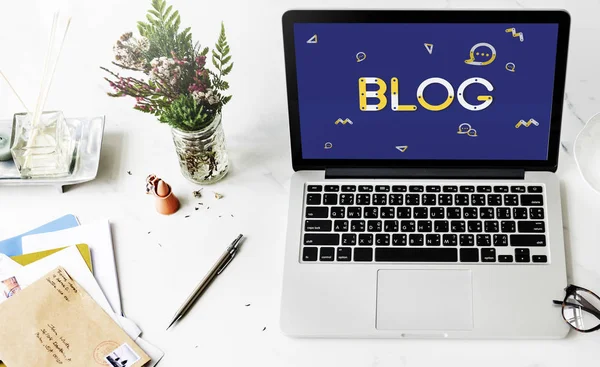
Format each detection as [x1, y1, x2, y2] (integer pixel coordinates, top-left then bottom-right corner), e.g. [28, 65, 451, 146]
[280, 10, 572, 338]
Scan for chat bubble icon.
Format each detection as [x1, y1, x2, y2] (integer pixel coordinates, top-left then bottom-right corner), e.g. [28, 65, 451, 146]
[356, 52, 366, 63]
[457, 123, 472, 134]
[324, 142, 333, 149]
[505, 62, 516, 72]
[467, 129, 478, 137]
[464, 42, 497, 66]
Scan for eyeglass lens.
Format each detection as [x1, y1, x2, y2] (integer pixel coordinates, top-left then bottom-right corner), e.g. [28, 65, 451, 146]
[563, 289, 600, 331]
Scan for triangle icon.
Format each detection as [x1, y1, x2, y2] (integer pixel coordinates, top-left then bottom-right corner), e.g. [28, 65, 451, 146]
[307, 34, 318, 44]
[424, 43, 433, 54]
[396, 146, 408, 152]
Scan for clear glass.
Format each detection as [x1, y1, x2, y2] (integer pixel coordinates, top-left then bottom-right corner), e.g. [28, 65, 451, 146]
[10, 111, 79, 178]
[562, 290, 600, 331]
[171, 113, 229, 184]
[574, 112, 600, 192]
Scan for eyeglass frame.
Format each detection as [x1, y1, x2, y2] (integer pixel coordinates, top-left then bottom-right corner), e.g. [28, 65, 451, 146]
[552, 284, 600, 333]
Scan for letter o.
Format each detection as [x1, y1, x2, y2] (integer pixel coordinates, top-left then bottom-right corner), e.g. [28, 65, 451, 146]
[416, 77, 455, 111]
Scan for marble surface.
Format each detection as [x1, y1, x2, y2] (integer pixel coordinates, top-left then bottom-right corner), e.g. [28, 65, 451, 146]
[1, 0, 600, 365]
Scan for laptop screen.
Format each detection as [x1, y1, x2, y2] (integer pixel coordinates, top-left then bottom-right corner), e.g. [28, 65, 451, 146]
[293, 23, 560, 161]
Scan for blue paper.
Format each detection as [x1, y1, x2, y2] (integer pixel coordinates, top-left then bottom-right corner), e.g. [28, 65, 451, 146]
[0, 215, 79, 256]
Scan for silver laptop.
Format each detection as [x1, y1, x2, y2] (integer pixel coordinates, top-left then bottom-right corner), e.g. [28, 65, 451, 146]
[280, 10, 572, 338]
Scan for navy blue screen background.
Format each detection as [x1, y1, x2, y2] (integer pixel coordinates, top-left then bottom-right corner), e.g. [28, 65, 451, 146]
[294, 23, 559, 160]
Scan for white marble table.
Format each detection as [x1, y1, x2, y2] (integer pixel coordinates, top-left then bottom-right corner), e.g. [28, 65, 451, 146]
[1, 0, 600, 365]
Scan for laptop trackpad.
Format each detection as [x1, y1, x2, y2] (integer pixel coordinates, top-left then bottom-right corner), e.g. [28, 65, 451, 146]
[376, 270, 473, 331]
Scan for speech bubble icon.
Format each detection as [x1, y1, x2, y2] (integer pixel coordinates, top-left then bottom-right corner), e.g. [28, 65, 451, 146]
[467, 129, 478, 137]
[505, 62, 516, 72]
[457, 123, 472, 134]
[324, 142, 333, 149]
[356, 52, 366, 63]
[464, 42, 497, 66]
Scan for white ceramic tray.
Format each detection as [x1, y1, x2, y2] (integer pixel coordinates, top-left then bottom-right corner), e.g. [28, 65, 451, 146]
[0, 116, 105, 192]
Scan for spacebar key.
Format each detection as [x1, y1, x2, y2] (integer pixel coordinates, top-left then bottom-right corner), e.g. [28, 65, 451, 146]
[375, 248, 458, 262]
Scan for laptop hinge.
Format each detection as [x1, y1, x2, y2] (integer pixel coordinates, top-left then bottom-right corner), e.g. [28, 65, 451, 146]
[325, 168, 525, 180]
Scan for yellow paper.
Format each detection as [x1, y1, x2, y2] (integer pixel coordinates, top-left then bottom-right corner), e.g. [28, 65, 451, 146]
[0, 266, 149, 367]
[11, 244, 93, 272]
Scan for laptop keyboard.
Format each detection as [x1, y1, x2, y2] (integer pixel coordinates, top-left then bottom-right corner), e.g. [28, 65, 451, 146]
[301, 184, 549, 264]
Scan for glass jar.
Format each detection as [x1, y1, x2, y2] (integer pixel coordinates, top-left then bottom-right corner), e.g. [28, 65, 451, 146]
[171, 113, 229, 184]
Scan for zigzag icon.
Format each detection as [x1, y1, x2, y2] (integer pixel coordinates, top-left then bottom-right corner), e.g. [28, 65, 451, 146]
[334, 118, 353, 125]
[515, 118, 539, 128]
[505, 27, 524, 42]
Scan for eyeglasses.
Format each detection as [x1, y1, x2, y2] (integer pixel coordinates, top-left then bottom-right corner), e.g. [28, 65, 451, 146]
[553, 284, 600, 332]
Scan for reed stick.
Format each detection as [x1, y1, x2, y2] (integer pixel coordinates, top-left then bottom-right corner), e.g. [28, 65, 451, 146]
[0, 70, 30, 113]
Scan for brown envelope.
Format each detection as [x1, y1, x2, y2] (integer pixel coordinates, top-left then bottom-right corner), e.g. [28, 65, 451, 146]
[0, 266, 150, 367]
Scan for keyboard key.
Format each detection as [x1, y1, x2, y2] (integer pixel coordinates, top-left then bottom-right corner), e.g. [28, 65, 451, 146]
[367, 220, 382, 232]
[400, 220, 416, 232]
[306, 194, 321, 205]
[426, 234, 441, 246]
[304, 234, 339, 246]
[501, 221, 516, 233]
[463, 208, 478, 219]
[406, 194, 420, 205]
[414, 207, 428, 218]
[499, 255, 513, 262]
[455, 194, 469, 206]
[376, 185, 391, 192]
[494, 186, 509, 193]
[325, 185, 339, 192]
[480, 207, 494, 219]
[484, 220, 499, 233]
[307, 185, 322, 192]
[389, 194, 404, 205]
[447, 207, 461, 219]
[373, 194, 388, 205]
[376, 234, 390, 246]
[376, 248, 458, 262]
[467, 220, 482, 232]
[358, 234, 373, 246]
[511, 186, 526, 193]
[513, 208, 527, 219]
[347, 207, 362, 218]
[409, 185, 424, 192]
[532, 255, 548, 263]
[380, 207, 395, 218]
[354, 248, 373, 261]
[471, 194, 486, 206]
[443, 186, 458, 192]
[530, 208, 544, 219]
[504, 194, 519, 206]
[397, 207, 412, 218]
[417, 220, 432, 232]
[493, 234, 508, 246]
[334, 220, 348, 232]
[359, 185, 374, 192]
[477, 186, 492, 193]
[320, 247, 335, 261]
[487, 194, 502, 206]
[426, 186, 441, 192]
[477, 234, 491, 246]
[356, 194, 371, 205]
[323, 194, 338, 205]
[364, 207, 379, 218]
[337, 247, 352, 261]
[439, 194, 452, 205]
[351, 220, 365, 232]
[460, 186, 475, 193]
[521, 195, 544, 206]
[305, 220, 332, 232]
[443, 234, 457, 246]
[341, 185, 356, 192]
[384, 220, 399, 232]
[339, 194, 354, 205]
[330, 207, 345, 218]
[460, 234, 475, 246]
[306, 207, 328, 218]
[430, 207, 445, 219]
[510, 234, 546, 246]
[341, 234, 356, 246]
[451, 220, 466, 232]
[422, 194, 437, 205]
[515, 248, 530, 262]
[392, 234, 407, 246]
[481, 248, 496, 262]
[303, 247, 318, 261]
[392, 185, 407, 192]
[518, 221, 545, 233]
[460, 248, 479, 262]
[528, 186, 543, 193]
[497, 208, 511, 219]
[434, 220, 449, 232]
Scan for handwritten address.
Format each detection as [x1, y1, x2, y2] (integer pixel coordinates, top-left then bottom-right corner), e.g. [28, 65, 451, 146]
[35, 323, 72, 364]
[45, 268, 78, 302]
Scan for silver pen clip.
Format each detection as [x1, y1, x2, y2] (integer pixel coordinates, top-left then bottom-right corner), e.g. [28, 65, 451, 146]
[217, 234, 243, 275]
[217, 252, 236, 275]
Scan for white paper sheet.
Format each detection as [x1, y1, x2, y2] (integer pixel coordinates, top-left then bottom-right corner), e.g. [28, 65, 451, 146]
[21, 220, 122, 315]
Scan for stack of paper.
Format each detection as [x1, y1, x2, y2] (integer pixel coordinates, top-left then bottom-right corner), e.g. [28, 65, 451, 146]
[0, 215, 164, 367]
